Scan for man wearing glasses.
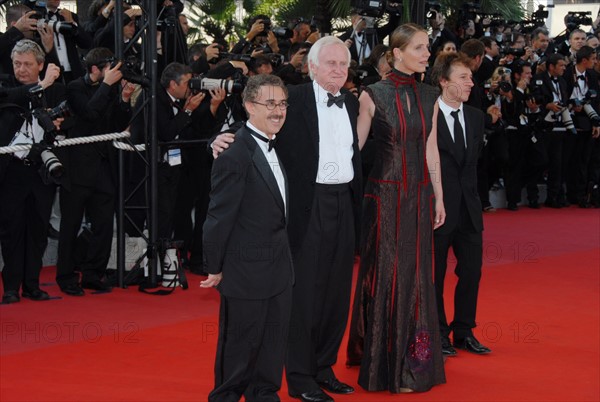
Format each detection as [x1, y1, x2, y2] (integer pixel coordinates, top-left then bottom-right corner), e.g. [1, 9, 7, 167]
[201, 74, 294, 402]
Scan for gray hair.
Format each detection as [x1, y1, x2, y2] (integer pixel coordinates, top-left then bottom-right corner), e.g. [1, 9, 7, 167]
[242, 74, 287, 105]
[11, 39, 45, 64]
[307, 36, 351, 80]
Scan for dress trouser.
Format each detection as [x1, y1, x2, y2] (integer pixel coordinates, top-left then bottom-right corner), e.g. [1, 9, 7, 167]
[0, 160, 54, 293]
[434, 198, 483, 340]
[209, 285, 292, 402]
[56, 159, 115, 286]
[286, 183, 355, 395]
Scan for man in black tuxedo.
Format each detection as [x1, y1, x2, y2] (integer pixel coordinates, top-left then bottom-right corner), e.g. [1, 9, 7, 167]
[201, 74, 293, 402]
[535, 53, 571, 208]
[0, 40, 64, 304]
[211, 36, 362, 402]
[338, 9, 399, 64]
[430, 52, 491, 356]
[564, 46, 600, 207]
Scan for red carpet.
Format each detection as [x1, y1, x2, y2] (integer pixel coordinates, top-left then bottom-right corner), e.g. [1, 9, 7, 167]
[1, 207, 599, 401]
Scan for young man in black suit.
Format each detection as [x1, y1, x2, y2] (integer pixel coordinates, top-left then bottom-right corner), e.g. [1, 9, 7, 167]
[211, 36, 362, 402]
[564, 46, 600, 207]
[201, 74, 293, 402]
[431, 52, 491, 357]
[535, 53, 571, 208]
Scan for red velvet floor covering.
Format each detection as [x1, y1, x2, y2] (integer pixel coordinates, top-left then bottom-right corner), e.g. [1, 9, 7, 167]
[1, 207, 598, 401]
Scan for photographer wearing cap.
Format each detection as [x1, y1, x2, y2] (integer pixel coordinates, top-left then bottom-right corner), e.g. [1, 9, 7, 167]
[0, 39, 66, 304]
[55, 47, 133, 296]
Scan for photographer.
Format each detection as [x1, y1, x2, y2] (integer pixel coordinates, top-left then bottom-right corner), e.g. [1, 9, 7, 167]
[231, 15, 280, 56]
[530, 27, 551, 74]
[275, 42, 311, 86]
[534, 53, 571, 208]
[561, 29, 587, 64]
[55, 47, 133, 295]
[502, 61, 545, 209]
[277, 20, 313, 61]
[0, 40, 65, 304]
[428, 5, 458, 64]
[1, 5, 60, 76]
[564, 46, 600, 207]
[24, 0, 94, 83]
[476, 37, 500, 84]
[339, 8, 400, 64]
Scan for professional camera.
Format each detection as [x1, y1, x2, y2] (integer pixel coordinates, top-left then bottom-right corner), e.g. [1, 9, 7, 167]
[25, 99, 72, 180]
[351, 0, 385, 17]
[188, 76, 244, 95]
[157, 3, 178, 31]
[504, 47, 526, 58]
[571, 90, 600, 126]
[254, 18, 272, 36]
[211, 52, 253, 65]
[459, 1, 481, 29]
[34, 17, 76, 35]
[565, 11, 593, 31]
[272, 26, 293, 39]
[532, 5, 548, 22]
[111, 56, 150, 87]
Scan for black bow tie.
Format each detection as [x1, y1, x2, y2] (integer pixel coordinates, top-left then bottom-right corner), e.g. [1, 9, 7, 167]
[577, 74, 585, 81]
[327, 93, 345, 108]
[249, 130, 276, 152]
[551, 78, 559, 84]
[47, 11, 58, 19]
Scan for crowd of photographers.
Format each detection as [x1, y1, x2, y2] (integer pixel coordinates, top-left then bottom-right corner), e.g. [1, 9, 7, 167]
[1, 0, 599, 303]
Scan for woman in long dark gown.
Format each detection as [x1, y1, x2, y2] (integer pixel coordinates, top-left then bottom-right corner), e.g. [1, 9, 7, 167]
[347, 23, 447, 393]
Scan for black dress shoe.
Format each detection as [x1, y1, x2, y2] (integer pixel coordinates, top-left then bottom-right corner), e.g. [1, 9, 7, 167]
[454, 336, 491, 355]
[317, 378, 354, 394]
[22, 288, 50, 301]
[441, 337, 457, 356]
[291, 390, 333, 402]
[545, 199, 562, 209]
[81, 280, 112, 292]
[528, 201, 540, 209]
[60, 284, 85, 296]
[507, 203, 519, 211]
[2, 291, 20, 304]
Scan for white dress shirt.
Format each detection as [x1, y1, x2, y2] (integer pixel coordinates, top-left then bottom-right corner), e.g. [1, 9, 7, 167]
[438, 96, 467, 148]
[247, 122, 286, 211]
[313, 81, 354, 184]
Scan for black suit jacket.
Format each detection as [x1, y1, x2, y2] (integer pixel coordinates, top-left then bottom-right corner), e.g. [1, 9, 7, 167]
[275, 83, 362, 255]
[203, 126, 293, 300]
[436, 104, 484, 235]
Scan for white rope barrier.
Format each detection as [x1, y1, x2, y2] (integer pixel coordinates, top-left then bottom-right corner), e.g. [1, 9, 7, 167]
[0, 131, 132, 155]
[112, 140, 145, 151]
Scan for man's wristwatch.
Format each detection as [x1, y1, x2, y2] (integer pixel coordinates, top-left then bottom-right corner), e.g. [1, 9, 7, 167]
[184, 109, 193, 116]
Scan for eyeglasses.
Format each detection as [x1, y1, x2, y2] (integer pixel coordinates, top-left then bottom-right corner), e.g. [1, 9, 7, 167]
[251, 100, 289, 110]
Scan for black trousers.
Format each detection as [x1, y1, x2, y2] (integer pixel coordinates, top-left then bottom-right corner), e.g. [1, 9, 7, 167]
[434, 200, 483, 340]
[566, 130, 594, 202]
[209, 285, 292, 402]
[544, 130, 566, 202]
[505, 129, 527, 204]
[172, 160, 211, 267]
[56, 160, 115, 286]
[0, 161, 55, 293]
[157, 163, 181, 240]
[286, 184, 355, 395]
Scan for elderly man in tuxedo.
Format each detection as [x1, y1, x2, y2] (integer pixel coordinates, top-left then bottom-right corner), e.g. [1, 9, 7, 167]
[430, 52, 492, 357]
[211, 36, 362, 402]
[201, 74, 293, 402]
